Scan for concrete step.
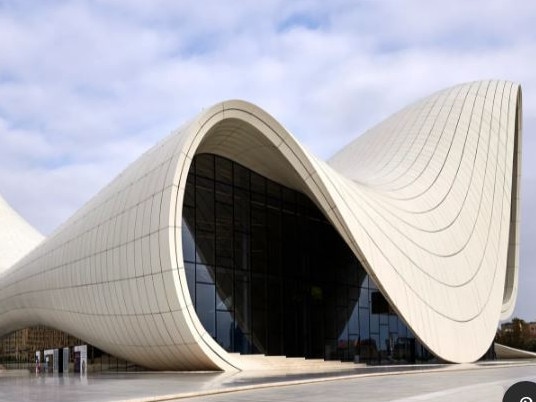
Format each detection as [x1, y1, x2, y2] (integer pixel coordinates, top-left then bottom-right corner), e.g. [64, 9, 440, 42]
[227, 353, 366, 371]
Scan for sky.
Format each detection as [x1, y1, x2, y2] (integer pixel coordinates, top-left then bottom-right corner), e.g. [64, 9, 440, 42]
[0, 0, 534, 320]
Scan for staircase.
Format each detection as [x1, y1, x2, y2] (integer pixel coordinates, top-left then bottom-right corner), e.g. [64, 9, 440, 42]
[228, 353, 365, 371]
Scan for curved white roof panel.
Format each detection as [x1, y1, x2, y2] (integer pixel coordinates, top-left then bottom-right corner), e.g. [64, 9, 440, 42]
[0, 195, 43, 273]
[0, 80, 522, 370]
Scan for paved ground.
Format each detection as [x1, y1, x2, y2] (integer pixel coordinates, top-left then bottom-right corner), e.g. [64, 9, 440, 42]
[180, 363, 536, 402]
[0, 361, 535, 401]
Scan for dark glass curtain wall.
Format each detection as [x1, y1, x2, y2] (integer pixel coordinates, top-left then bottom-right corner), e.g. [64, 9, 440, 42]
[182, 153, 431, 363]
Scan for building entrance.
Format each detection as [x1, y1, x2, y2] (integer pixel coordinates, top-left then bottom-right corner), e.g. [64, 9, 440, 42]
[182, 154, 424, 362]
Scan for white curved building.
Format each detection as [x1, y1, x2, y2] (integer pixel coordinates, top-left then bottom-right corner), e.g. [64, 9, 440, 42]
[0, 80, 522, 370]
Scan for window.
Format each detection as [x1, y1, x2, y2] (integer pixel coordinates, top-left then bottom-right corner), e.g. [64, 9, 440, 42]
[182, 154, 415, 361]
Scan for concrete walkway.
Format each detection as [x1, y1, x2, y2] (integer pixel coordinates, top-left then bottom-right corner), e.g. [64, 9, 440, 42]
[0, 361, 535, 401]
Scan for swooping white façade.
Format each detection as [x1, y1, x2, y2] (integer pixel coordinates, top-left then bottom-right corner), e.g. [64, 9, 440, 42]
[0, 80, 522, 370]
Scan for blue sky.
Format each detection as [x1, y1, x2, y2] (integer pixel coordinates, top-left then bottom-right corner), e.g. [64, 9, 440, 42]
[0, 0, 535, 320]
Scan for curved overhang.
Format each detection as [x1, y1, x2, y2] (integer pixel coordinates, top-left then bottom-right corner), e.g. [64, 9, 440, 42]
[0, 195, 43, 274]
[0, 79, 522, 370]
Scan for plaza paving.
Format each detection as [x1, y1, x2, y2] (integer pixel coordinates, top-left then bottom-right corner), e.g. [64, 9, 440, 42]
[0, 361, 535, 401]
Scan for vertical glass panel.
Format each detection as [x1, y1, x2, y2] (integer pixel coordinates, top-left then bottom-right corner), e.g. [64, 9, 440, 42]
[336, 285, 347, 307]
[358, 287, 369, 308]
[215, 194, 234, 269]
[215, 157, 232, 184]
[337, 307, 349, 360]
[266, 277, 282, 355]
[216, 310, 233, 351]
[215, 183, 233, 205]
[184, 175, 195, 207]
[282, 187, 296, 212]
[195, 180, 215, 232]
[251, 205, 267, 274]
[233, 322, 251, 354]
[251, 191, 265, 205]
[370, 311, 379, 335]
[233, 189, 250, 232]
[379, 313, 388, 325]
[251, 204, 266, 226]
[250, 171, 266, 196]
[185, 262, 196, 302]
[234, 232, 250, 271]
[216, 267, 233, 311]
[379, 324, 389, 354]
[251, 277, 267, 312]
[348, 304, 359, 335]
[216, 227, 233, 268]
[398, 317, 408, 338]
[196, 264, 215, 285]
[370, 334, 380, 363]
[215, 202, 233, 233]
[348, 334, 358, 360]
[252, 308, 267, 354]
[266, 208, 282, 277]
[234, 279, 250, 335]
[281, 213, 298, 273]
[266, 180, 281, 209]
[349, 286, 360, 303]
[359, 307, 370, 340]
[196, 283, 215, 336]
[266, 180, 280, 199]
[389, 314, 398, 335]
[181, 218, 196, 263]
[195, 231, 215, 266]
[266, 208, 281, 239]
[233, 163, 249, 190]
[195, 154, 214, 179]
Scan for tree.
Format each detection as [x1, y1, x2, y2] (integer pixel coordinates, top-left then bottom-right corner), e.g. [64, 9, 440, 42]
[497, 318, 531, 350]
